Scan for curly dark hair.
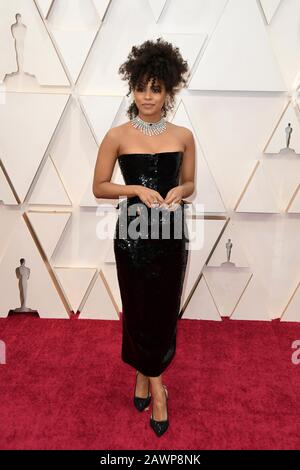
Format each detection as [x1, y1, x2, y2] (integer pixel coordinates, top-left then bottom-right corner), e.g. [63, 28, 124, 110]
[118, 37, 190, 120]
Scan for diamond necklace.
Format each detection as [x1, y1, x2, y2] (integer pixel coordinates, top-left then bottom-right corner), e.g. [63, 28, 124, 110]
[130, 114, 167, 136]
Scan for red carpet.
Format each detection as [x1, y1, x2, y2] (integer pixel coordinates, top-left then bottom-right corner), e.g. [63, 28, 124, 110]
[0, 314, 300, 450]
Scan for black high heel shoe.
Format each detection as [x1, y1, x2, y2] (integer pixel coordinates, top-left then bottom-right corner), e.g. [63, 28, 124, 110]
[150, 384, 169, 437]
[134, 370, 151, 412]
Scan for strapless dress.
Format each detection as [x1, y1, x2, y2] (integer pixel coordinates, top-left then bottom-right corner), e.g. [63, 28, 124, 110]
[113, 151, 189, 377]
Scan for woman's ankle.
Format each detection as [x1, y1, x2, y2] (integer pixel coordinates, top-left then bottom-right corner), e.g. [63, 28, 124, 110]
[137, 370, 149, 380]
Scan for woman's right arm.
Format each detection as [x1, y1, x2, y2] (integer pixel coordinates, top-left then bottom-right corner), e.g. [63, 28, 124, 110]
[92, 127, 139, 199]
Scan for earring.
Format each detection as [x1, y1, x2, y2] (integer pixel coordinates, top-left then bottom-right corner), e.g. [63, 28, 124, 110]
[162, 101, 168, 116]
[163, 96, 170, 111]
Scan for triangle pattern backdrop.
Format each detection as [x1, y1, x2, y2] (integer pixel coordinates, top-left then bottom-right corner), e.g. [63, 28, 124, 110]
[0, 0, 300, 321]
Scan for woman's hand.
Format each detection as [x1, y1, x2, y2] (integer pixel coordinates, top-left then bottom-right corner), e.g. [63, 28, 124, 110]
[135, 186, 165, 209]
[164, 185, 184, 206]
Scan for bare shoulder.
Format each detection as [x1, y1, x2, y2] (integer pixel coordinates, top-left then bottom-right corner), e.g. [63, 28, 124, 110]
[167, 122, 194, 150]
[110, 122, 131, 133]
[167, 121, 193, 136]
[108, 122, 131, 141]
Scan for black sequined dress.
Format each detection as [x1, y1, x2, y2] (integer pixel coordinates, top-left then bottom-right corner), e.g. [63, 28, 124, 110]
[113, 151, 189, 377]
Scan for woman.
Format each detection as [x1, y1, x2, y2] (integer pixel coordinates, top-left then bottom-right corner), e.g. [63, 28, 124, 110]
[93, 38, 195, 437]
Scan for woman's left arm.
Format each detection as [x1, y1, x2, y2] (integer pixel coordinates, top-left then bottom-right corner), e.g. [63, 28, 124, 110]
[164, 128, 195, 204]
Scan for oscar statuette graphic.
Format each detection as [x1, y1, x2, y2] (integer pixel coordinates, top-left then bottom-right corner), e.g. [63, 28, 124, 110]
[12, 258, 37, 314]
[279, 122, 296, 154]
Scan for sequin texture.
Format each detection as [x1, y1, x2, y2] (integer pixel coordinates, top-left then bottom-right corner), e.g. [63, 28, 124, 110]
[113, 151, 189, 377]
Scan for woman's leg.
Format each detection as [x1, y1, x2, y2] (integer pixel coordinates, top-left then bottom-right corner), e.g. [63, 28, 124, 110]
[149, 374, 168, 421]
[135, 370, 150, 398]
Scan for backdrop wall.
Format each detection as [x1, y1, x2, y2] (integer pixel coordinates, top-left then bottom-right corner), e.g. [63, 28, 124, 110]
[0, 0, 299, 322]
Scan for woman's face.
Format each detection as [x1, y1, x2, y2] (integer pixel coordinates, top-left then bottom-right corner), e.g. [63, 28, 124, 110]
[133, 76, 167, 119]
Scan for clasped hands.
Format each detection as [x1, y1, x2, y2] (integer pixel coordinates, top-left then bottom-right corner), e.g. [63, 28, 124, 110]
[136, 185, 184, 213]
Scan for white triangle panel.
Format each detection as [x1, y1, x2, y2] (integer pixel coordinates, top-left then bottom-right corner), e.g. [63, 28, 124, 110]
[27, 211, 71, 260]
[48, 0, 100, 28]
[35, 0, 54, 18]
[260, 0, 282, 24]
[183, 277, 222, 321]
[161, 33, 207, 78]
[208, 223, 250, 268]
[189, 0, 286, 91]
[233, 215, 300, 320]
[49, 97, 99, 207]
[262, 157, 300, 211]
[280, 283, 300, 322]
[230, 277, 271, 321]
[0, 208, 20, 263]
[183, 94, 287, 211]
[182, 217, 227, 306]
[54, 267, 96, 313]
[288, 186, 300, 213]
[51, 30, 99, 83]
[236, 163, 280, 213]
[79, 272, 118, 320]
[28, 156, 72, 206]
[101, 262, 121, 310]
[0, 93, 69, 202]
[173, 101, 226, 213]
[49, 209, 113, 269]
[76, 0, 165, 93]
[0, 0, 69, 86]
[203, 267, 252, 317]
[79, 95, 123, 141]
[47, 0, 101, 83]
[103, 239, 115, 264]
[267, 0, 300, 89]
[0, 165, 18, 204]
[0, 215, 69, 318]
[148, 0, 167, 22]
[264, 102, 300, 154]
[91, 0, 111, 20]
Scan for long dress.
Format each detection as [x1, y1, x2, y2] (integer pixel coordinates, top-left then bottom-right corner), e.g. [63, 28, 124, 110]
[113, 151, 189, 377]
